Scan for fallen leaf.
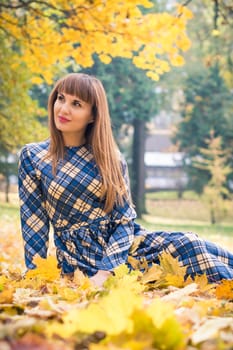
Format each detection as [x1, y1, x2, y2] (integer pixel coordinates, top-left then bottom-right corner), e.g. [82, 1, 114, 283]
[215, 279, 233, 300]
[129, 235, 145, 256]
[161, 283, 198, 302]
[127, 255, 141, 270]
[0, 317, 37, 338]
[189, 274, 216, 297]
[140, 263, 163, 284]
[159, 252, 187, 287]
[26, 255, 61, 282]
[10, 333, 70, 350]
[0, 286, 14, 304]
[191, 317, 233, 344]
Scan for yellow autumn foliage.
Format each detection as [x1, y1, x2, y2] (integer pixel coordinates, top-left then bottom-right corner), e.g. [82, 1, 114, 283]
[26, 255, 61, 282]
[216, 279, 233, 300]
[0, 1, 192, 83]
[0, 229, 233, 350]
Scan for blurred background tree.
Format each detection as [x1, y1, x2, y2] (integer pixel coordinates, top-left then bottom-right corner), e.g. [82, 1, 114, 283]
[173, 64, 233, 194]
[0, 33, 48, 153]
[161, 0, 233, 199]
[192, 131, 232, 224]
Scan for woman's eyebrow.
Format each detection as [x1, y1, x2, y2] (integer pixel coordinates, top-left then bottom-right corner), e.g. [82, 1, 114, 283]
[73, 97, 86, 104]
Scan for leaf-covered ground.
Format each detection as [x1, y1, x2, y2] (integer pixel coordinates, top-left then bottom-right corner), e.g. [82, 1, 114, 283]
[0, 221, 233, 350]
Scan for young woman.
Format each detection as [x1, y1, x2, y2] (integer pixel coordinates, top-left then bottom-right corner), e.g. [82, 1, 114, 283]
[18, 73, 233, 287]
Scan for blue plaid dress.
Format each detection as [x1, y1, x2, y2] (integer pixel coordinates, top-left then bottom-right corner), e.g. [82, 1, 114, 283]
[18, 140, 233, 282]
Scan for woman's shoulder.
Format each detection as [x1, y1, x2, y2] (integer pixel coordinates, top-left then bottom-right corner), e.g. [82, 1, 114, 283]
[19, 139, 50, 160]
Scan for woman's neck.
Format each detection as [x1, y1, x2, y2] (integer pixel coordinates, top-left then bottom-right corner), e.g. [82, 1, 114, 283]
[62, 134, 86, 147]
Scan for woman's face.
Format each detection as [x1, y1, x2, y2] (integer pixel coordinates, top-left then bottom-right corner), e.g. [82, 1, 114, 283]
[54, 91, 93, 144]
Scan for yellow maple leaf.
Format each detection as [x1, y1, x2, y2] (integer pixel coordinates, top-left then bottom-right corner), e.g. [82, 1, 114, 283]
[140, 263, 163, 284]
[127, 256, 141, 270]
[0, 275, 9, 290]
[113, 264, 130, 278]
[0, 286, 14, 304]
[72, 268, 92, 290]
[129, 236, 145, 256]
[216, 279, 233, 300]
[104, 265, 143, 294]
[26, 255, 60, 282]
[192, 274, 215, 293]
[158, 252, 187, 288]
[146, 299, 185, 349]
[47, 286, 142, 338]
[164, 274, 186, 288]
[55, 286, 80, 302]
[159, 252, 182, 274]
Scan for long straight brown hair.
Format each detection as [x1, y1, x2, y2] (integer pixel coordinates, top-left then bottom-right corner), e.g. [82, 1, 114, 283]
[47, 73, 129, 213]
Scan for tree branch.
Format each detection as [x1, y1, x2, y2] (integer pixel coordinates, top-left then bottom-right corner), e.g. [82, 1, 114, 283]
[182, 0, 193, 6]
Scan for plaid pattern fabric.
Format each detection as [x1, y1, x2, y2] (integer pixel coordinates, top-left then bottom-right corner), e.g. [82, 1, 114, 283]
[18, 140, 136, 276]
[133, 227, 233, 283]
[18, 140, 233, 281]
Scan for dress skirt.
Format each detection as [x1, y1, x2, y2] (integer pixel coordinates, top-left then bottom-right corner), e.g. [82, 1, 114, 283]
[133, 229, 233, 282]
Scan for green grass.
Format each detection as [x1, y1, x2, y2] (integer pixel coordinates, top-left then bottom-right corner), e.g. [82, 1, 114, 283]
[137, 218, 233, 236]
[145, 191, 233, 223]
[136, 218, 233, 251]
[141, 190, 233, 250]
[0, 191, 232, 250]
[0, 192, 20, 222]
[146, 190, 200, 201]
[0, 202, 20, 222]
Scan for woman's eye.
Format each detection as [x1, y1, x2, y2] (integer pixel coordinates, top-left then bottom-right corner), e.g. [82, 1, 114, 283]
[57, 94, 64, 101]
[73, 101, 81, 107]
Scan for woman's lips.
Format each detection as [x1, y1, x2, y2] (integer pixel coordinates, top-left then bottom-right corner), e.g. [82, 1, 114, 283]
[58, 116, 70, 123]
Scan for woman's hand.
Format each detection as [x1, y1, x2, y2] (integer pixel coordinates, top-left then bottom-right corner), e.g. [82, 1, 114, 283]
[90, 270, 112, 287]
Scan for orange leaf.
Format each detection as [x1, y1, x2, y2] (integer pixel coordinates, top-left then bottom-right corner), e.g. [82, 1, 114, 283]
[0, 287, 14, 304]
[215, 279, 233, 300]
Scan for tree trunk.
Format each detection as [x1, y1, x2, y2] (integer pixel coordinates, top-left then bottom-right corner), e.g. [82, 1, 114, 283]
[5, 171, 10, 203]
[131, 118, 146, 218]
[210, 207, 216, 225]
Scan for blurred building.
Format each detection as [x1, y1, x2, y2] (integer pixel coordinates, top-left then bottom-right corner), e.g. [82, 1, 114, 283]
[144, 129, 188, 191]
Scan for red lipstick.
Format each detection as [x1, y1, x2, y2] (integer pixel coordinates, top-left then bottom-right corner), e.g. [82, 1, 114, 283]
[58, 116, 70, 123]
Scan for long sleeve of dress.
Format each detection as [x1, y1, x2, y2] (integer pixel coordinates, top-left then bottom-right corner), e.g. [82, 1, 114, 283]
[18, 145, 50, 269]
[100, 158, 137, 270]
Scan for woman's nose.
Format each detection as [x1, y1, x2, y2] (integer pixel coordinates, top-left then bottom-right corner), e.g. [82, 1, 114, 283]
[60, 102, 70, 114]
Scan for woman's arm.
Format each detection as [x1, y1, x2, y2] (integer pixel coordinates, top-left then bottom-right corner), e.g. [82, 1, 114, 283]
[18, 145, 50, 269]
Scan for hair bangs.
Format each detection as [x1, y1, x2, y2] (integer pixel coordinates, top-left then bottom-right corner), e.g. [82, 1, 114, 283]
[57, 73, 96, 106]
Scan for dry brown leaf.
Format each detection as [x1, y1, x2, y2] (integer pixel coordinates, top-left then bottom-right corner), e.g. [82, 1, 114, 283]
[127, 255, 141, 270]
[10, 333, 71, 350]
